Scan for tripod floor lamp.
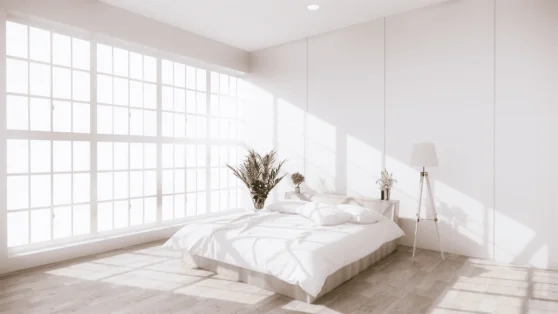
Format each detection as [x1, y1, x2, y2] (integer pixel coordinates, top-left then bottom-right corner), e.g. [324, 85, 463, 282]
[411, 142, 445, 262]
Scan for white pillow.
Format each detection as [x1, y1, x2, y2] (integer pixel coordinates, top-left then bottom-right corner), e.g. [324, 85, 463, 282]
[266, 200, 309, 214]
[337, 204, 386, 224]
[297, 202, 352, 226]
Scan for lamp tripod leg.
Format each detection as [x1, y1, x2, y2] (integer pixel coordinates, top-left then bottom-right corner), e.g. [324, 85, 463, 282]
[412, 174, 424, 263]
[425, 174, 445, 261]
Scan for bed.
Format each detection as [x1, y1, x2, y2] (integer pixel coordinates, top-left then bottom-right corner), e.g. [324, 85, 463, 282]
[164, 192, 403, 303]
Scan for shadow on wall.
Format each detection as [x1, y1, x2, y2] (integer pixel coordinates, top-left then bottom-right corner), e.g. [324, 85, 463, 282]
[237, 72, 557, 271]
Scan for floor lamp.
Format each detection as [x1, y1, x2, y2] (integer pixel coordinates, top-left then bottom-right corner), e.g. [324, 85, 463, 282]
[410, 142, 445, 262]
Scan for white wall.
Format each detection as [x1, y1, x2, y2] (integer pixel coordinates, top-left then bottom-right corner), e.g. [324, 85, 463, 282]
[245, 0, 558, 269]
[0, 0, 249, 73]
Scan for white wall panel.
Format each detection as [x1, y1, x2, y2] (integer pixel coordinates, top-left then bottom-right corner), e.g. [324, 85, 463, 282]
[495, 0, 558, 269]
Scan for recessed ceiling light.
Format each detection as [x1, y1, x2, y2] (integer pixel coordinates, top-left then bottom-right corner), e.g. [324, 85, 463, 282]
[307, 4, 320, 11]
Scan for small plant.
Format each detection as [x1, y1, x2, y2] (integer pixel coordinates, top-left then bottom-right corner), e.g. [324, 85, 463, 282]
[376, 169, 397, 191]
[291, 172, 305, 187]
[227, 149, 287, 210]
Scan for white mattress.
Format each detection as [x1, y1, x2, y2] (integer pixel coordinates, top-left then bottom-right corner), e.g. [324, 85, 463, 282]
[163, 210, 404, 296]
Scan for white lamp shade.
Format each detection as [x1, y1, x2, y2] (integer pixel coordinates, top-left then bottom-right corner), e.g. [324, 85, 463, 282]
[411, 142, 438, 167]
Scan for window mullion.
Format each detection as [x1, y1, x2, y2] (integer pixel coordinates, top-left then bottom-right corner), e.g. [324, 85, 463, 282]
[156, 58, 162, 223]
[90, 38, 98, 235]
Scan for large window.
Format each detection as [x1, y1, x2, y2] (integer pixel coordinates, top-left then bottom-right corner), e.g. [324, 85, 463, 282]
[4, 19, 241, 251]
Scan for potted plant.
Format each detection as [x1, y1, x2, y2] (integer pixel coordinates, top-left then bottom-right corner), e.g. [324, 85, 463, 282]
[291, 172, 305, 193]
[227, 149, 287, 210]
[376, 169, 397, 200]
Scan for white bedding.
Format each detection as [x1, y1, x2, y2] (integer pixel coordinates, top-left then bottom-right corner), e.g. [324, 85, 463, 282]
[163, 210, 404, 296]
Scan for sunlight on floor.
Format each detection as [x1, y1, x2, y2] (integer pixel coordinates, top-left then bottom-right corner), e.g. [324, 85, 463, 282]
[428, 258, 558, 314]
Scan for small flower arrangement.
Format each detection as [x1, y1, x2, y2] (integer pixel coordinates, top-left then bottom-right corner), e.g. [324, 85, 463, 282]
[376, 169, 396, 191]
[291, 172, 305, 193]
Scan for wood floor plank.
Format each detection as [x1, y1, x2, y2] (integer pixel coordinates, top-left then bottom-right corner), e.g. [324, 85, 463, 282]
[1, 242, 558, 313]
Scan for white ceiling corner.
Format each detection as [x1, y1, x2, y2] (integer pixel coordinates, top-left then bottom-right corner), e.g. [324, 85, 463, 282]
[100, 0, 450, 52]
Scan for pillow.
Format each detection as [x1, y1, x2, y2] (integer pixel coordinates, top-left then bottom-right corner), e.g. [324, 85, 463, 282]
[266, 200, 309, 214]
[297, 202, 352, 226]
[337, 204, 386, 224]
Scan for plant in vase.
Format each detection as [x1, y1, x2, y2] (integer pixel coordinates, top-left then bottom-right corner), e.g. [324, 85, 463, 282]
[376, 169, 397, 200]
[226, 149, 287, 210]
[291, 172, 305, 193]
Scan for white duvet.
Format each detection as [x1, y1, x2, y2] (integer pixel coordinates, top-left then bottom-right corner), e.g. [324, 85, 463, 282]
[163, 210, 404, 296]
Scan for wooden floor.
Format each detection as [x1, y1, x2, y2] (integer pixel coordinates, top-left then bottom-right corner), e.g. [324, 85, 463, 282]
[2, 242, 558, 314]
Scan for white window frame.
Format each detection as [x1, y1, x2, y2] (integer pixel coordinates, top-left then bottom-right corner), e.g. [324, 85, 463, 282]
[3, 15, 242, 255]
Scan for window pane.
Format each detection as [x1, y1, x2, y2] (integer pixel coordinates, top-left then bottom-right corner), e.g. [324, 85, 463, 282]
[143, 56, 156, 83]
[162, 144, 173, 169]
[162, 86, 173, 111]
[73, 205, 90, 235]
[186, 145, 196, 167]
[30, 27, 50, 62]
[7, 176, 29, 210]
[220, 74, 229, 95]
[31, 209, 51, 243]
[162, 170, 173, 194]
[72, 70, 90, 102]
[186, 90, 196, 113]
[6, 21, 28, 58]
[113, 172, 128, 200]
[73, 102, 90, 133]
[97, 173, 113, 201]
[73, 141, 90, 171]
[144, 171, 156, 196]
[130, 199, 143, 226]
[129, 81, 143, 108]
[186, 169, 196, 193]
[7, 139, 29, 174]
[162, 60, 173, 85]
[174, 63, 185, 87]
[174, 144, 185, 168]
[174, 88, 185, 112]
[30, 140, 50, 173]
[7, 95, 28, 130]
[130, 171, 143, 198]
[97, 44, 112, 74]
[174, 114, 185, 138]
[143, 83, 156, 109]
[130, 109, 143, 136]
[197, 117, 207, 139]
[97, 105, 113, 134]
[53, 141, 71, 172]
[113, 142, 128, 170]
[175, 170, 185, 193]
[30, 97, 51, 131]
[53, 206, 71, 239]
[114, 201, 128, 229]
[53, 67, 71, 99]
[97, 142, 113, 171]
[130, 144, 143, 169]
[186, 115, 196, 138]
[53, 34, 71, 67]
[98, 202, 113, 231]
[162, 195, 173, 221]
[53, 174, 71, 205]
[113, 107, 129, 135]
[186, 66, 196, 90]
[113, 78, 129, 106]
[197, 69, 207, 92]
[143, 110, 156, 136]
[97, 74, 113, 104]
[8, 211, 29, 247]
[174, 194, 185, 219]
[72, 38, 90, 70]
[186, 193, 197, 216]
[113, 48, 129, 77]
[53, 100, 71, 132]
[144, 197, 156, 223]
[7, 58, 28, 94]
[130, 52, 143, 80]
[30, 62, 51, 97]
[210, 72, 219, 94]
[30, 174, 51, 208]
[73, 173, 90, 203]
[162, 112, 173, 137]
[144, 144, 156, 169]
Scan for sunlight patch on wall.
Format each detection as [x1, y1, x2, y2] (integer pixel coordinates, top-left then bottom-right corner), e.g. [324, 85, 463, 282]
[306, 114, 336, 193]
[346, 135, 382, 197]
[494, 210, 535, 264]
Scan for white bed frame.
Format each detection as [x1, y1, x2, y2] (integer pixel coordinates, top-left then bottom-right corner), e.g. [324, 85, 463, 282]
[182, 193, 400, 303]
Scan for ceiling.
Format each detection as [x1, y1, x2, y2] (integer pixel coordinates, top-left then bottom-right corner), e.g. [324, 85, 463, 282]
[100, 0, 449, 52]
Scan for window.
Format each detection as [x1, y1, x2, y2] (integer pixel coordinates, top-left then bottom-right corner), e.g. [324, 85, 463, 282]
[4, 19, 240, 251]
